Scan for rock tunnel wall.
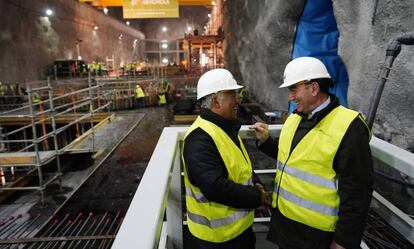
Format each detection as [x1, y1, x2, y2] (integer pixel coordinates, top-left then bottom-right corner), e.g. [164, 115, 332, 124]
[223, 0, 414, 151]
[0, 0, 145, 83]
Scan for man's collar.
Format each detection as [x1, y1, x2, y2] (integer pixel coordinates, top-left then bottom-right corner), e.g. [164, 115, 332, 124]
[307, 96, 331, 119]
[294, 95, 334, 120]
[200, 108, 241, 131]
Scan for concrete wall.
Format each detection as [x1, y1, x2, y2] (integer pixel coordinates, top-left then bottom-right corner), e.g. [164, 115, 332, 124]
[223, 0, 414, 151]
[0, 0, 145, 82]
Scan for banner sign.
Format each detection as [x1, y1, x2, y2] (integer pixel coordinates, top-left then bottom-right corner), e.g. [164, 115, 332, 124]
[123, 0, 179, 19]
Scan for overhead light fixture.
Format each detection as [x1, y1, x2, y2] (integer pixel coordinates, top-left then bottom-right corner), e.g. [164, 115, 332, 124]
[212, 1, 216, 6]
[161, 43, 168, 49]
[162, 26, 167, 32]
[208, 14, 211, 18]
[94, 26, 99, 30]
[187, 26, 192, 32]
[162, 58, 169, 64]
[45, 9, 53, 16]
[126, 21, 130, 26]
[103, 8, 109, 15]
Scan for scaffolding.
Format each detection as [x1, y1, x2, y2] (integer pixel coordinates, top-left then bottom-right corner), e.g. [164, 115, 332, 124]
[0, 76, 112, 204]
[95, 76, 173, 109]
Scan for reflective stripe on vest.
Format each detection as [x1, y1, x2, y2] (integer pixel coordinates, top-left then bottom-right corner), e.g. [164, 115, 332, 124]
[182, 116, 254, 242]
[186, 187, 208, 203]
[274, 106, 365, 232]
[186, 178, 253, 204]
[188, 209, 251, 229]
[276, 160, 338, 190]
[274, 184, 339, 216]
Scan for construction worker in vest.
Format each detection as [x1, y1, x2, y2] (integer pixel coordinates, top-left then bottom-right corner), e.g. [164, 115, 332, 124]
[157, 91, 167, 106]
[32, 92, 42, 111]
[251, 57, 373, 249]
[163, 79, 171, 103]
[135, 84, 145, 108]
[157, 83, 167, 106]
[182, 69, 270, 249]
[32, 92, 41, 104]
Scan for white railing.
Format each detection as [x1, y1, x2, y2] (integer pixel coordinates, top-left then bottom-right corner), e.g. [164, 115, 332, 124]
[112, 125, 414, 249]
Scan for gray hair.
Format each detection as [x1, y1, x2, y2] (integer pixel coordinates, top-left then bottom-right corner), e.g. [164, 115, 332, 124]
[200, 92, 225, 109]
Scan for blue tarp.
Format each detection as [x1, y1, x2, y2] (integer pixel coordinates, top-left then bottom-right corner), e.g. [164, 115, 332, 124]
[289, 0, 349, 113]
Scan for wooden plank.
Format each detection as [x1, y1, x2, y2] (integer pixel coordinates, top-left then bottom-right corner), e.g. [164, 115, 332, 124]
[0, 151, 55, 166]
[173, 114, 197, 123]
[0, 113, 110, 125]
[64, 113, 114, 150]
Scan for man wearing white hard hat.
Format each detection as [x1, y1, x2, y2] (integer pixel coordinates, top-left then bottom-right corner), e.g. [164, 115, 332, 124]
[251, 57, 373, 249]
[182, 69, 270, 248]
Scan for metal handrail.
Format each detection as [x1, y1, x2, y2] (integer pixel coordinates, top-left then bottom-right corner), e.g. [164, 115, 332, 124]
[52, 85, 99, 102]
[54, 102, 111, 136]
[112, 125, 414, 249]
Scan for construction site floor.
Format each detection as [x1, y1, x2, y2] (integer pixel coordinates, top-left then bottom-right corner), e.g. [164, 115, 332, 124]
[0, 109, 147, 229]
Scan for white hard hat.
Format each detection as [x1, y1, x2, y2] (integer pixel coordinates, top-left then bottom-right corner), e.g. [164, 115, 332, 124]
[280, 57, 331, 88]
[197, 69, 243, 100]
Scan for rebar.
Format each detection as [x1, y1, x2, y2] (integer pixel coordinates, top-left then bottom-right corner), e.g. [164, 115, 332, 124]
[65, 212, 93, 249]
[364, 210, 414, 248]
[48, 213, 83, 249]
[28, 213, 70, 249]
[56, 213, 84, 249]
[0, 215, 22, 238]
[97, 211, 120, 249]
[103, 217, 123, 249]
[69, 217, 97, 249]
[83, 212, 108, 249]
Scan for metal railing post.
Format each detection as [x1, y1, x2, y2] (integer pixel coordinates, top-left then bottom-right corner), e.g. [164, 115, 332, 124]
[47, 77, 62, 190]
[166, 146, 183, 248]
[26, 82, 45, 205]
[53, 65, 58, 81]
[23, 127, 28, 151]
[88, 76, 95, 154]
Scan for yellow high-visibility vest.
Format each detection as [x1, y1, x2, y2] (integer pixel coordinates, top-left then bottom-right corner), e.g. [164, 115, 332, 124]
[182, 116, 255, 242]
[135, 86, 145, 98]
[32, 93, 41, 104]
[273, 106, 369, 231]
[158, 94, 166, 105]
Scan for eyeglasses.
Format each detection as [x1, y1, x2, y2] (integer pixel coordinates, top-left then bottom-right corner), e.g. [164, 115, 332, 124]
[220, 90, 238, 97]
[287, 81, 314, 93]
[215, 90, 239, 100]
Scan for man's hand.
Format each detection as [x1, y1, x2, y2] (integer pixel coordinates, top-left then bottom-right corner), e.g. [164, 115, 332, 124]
[255, 183, 271, 206]
[330, 241, 346, 249]
[250, 122, 269, 143]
